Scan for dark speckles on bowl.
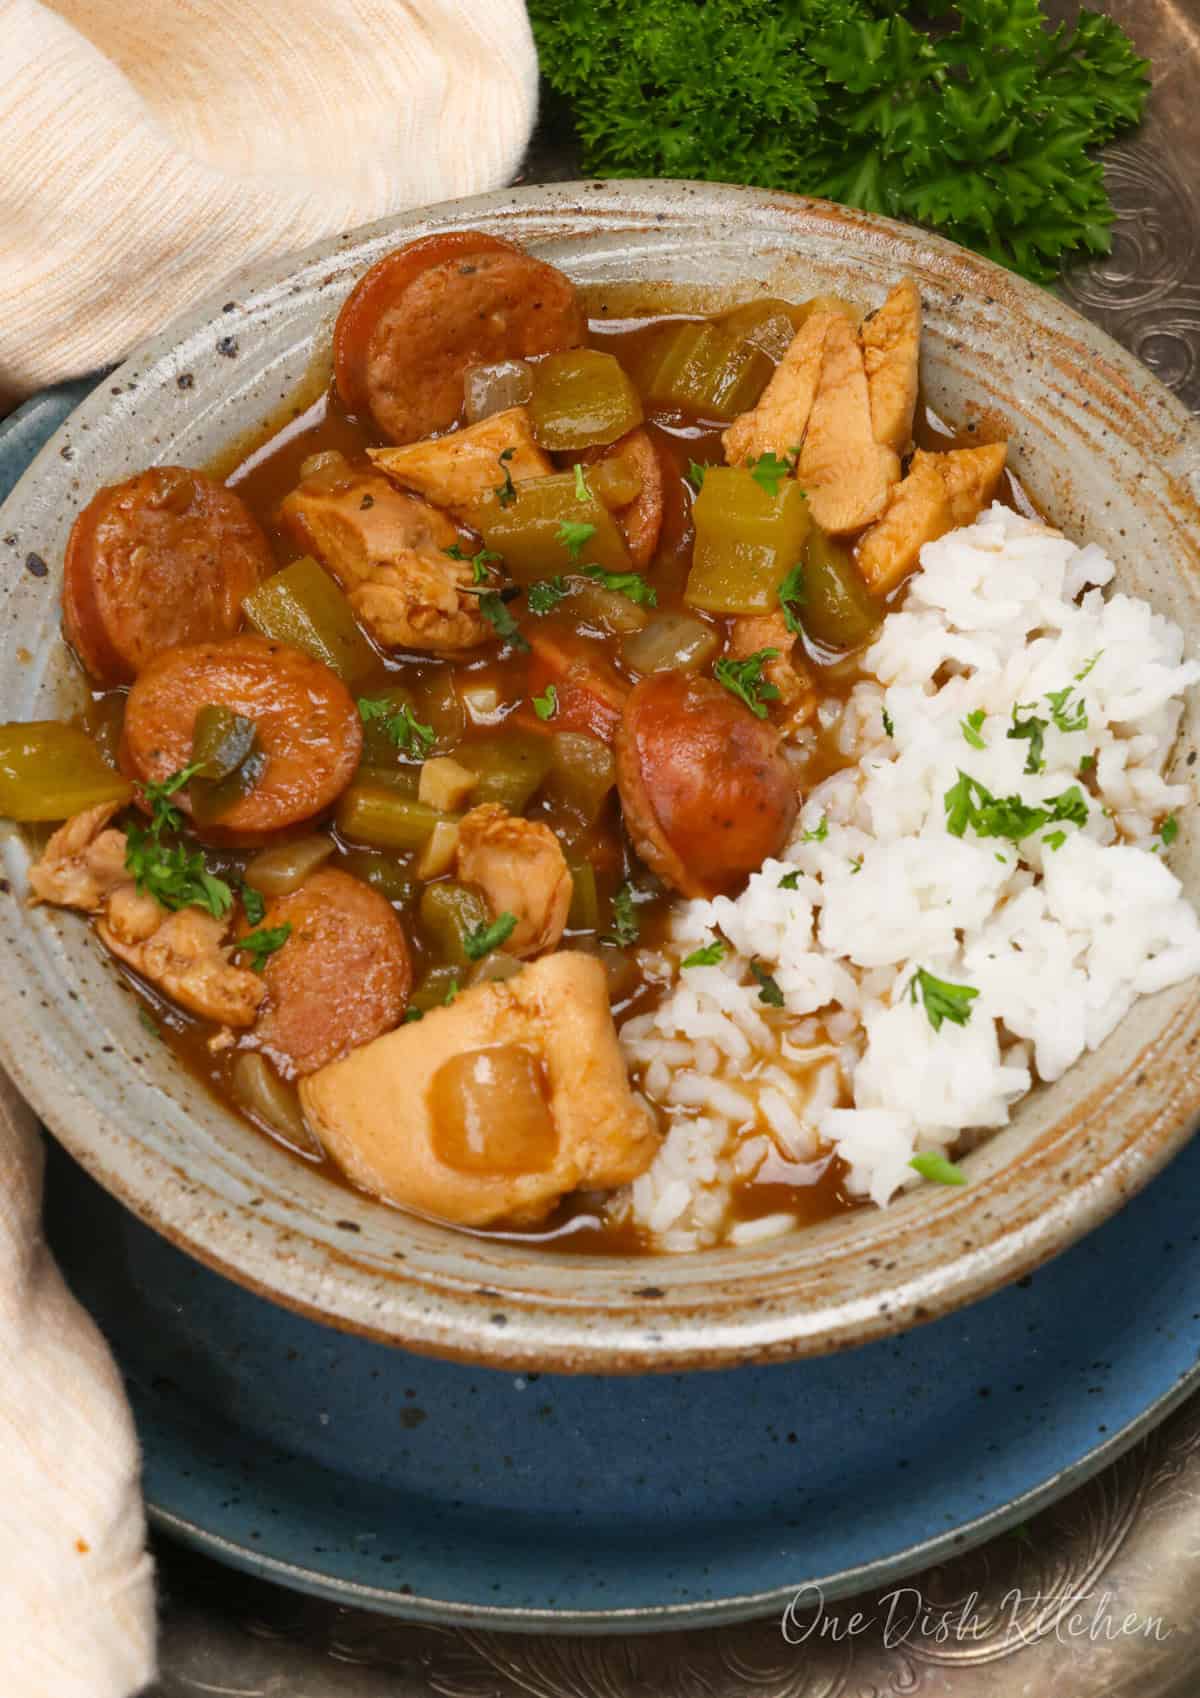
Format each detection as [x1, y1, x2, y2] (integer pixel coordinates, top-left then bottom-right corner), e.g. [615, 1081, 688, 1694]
[1, 182, 1199, 1374]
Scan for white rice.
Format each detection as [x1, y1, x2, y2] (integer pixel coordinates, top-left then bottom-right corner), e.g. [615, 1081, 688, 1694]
[612, 505, 1200, 1251]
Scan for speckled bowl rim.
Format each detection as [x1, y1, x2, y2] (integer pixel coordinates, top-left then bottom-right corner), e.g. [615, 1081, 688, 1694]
[2, 180, 1199, 1374]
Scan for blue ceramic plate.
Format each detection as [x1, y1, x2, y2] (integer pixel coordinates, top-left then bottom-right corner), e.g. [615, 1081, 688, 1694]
[45, 1132, 1200, 1630]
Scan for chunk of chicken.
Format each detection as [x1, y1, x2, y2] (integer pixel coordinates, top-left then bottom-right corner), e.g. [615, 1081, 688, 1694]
[727, 612, 818, 732]
[27, 803, 130, 911]
[300, 952, 658, 1227]
[456, 803, 572, 959]
[856, 443, 1008, 595]
[99, 904, 265, 1027]
[281, 467, 489, 654]
[30, 803, 264, 1028]
[797, 315, 901, 535]
[722, 310, 836, 466]
[860, 279, 921, 455]
[368, 406, 553, 524]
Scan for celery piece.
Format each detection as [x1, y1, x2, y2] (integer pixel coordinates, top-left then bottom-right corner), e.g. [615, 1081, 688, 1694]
[528, 349, 643, 452]
[685, 467, 811, 614]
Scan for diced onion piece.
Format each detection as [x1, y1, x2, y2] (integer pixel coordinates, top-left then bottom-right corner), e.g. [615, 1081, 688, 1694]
[430, 1045, 559, 1174]
[563, 578, 650, 637]
[467, 951, 524, 987]
[414, 818, 460, 880]
[244, 834, 336, 897]
[418, 756, 478, 813]
[620, 612, 721, 677]
[297, 449, 353, 486]
[460, 682, 504, 725]
[230, 1052, 323, 1157]
[463, 359, 534, 425]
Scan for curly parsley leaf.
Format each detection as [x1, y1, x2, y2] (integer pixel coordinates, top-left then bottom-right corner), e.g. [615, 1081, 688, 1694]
[604, 881, 640, 947]
[778, 868, 802, 890]
[1007, 703, 1047, 774]
[124, 765, 234, 918]
[526, 575, 570, 615]
[687, 459, 708, 492]
[357, 696, 435, 759]
[944, 770, 1088, 845]
[713, 648, 781, 718]
[494, 447, 518, 508]
[908, 967, 979, 1032]
[479, 591, 530, 651]
[529, 0, 1148, 283]
[910, 1151, 968, 1186]
[746, 450, 796, 497]
[1160, 815, 1179, 848]
[1075, 650, 1103, 681]
[237, 923, 292, 972]
[777, 561, 807, 635]
[557, 519, 597, 561]
[682, 938, 726, 968]
[241, 884, 267, 927]
[800, 816, 828, 844]
[581, 565, 658, 607]
[532, 683, 558, 721]
[464, 911, 518, 962]
[1045, 684, 1088, 733]
[572, 462, 589, 502]
[882, 707, 895, 739]
[749, 958, 784, 1008]
[961, 708, 986, 749]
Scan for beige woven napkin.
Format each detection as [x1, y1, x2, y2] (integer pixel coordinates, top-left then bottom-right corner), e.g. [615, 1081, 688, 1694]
[0, 0, 539, 406]
[0, 2, 538, 1688]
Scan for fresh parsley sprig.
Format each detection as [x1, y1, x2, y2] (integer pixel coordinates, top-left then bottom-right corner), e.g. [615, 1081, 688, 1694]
[357, 696, 435, 759]
[581, 565, 657, 607]
[124, 764, 234, 919]
[464, 911, 518, 961]
[908, 967, 979, 1033]
[237, 923, 292, 972]
[713, 648, 781, 718]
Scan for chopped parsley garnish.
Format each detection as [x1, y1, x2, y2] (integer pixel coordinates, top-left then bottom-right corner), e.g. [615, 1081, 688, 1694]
[446, 543, 503, 584]
[557, 519, 596, 560]
[526, 575, 570, 614]
[357, 696, 436, 759]
[604, 882, 640, 947]
[572, 462, 589, 501]
[682, 938, 726, 968]
[1045, 684, 1088, 733]
[960, 709, 986, 749]
[849, 855, 863, 874]
[713, 648, 781, 718]
[1075, 651, 1103, 681]
[1007, 702, 1047, 774]
[749, 958, 784, 1007]
[479, 591, 530, 651]
[402, 1007, 424, 1024]
[241, 884, 266, 926]
[943, 770, 1088, 845]
[882, 707, 895, 738]
[908, 967, 979, 1032]
[445, 979, 460, 1005]
[687, 459, 708, 492]
[1160, 815, 1179, 847]
[581, 565, 657, 606]
[236, 923, 292, 972]
[124, 764, 234, 918]
[746, 449, 797, 497]
[778, 868, 802, 890]
[910, 1151, 968, 1186]
[1079, 753, 1097, 775]
[463, 911, 518, 961]
[800, 815, 828, 843]
[1042, 829, 1067, 851]
[494, 447, 517, 507]
[532, 683, 558, 721]
[777, 561, 807, 635]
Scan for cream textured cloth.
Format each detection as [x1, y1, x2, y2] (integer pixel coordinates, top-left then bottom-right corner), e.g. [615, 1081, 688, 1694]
[0, 3, 538, 1690]
[0, 0, 540, 405]
[0, 1077, 156, 1696]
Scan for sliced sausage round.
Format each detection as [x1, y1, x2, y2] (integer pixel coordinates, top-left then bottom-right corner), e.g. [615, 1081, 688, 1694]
[121, 636, 362, 834]
[615, 672, 799, 899]
[246, 868, 412, 1077]
[602, 428, 665, 569]
[334, 230, 587, 444]
[63, 467, 274, 686]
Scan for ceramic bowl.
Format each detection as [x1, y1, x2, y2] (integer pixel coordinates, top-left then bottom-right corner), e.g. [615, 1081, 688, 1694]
[2, 181, 1199, 1372]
